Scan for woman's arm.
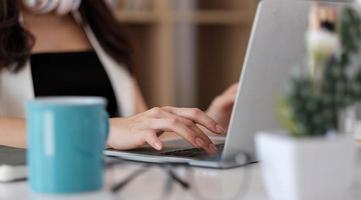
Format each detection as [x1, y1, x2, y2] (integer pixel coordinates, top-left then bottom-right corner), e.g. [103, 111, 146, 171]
[0, 81, 229, 151]
[0, 110, 225, 154]
[0, 118, 27, 148]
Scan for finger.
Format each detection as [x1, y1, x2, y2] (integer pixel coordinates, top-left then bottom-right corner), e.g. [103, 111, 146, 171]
[187, 121, 218, 154]
[143, 131, 163, 150]
[224, 83, 238, 95]
[155, 112, 217, 154]
[162, 107, 225, 134]
[168, 115, 217, 154]
[146, 107, 167, 118]
[222, 93, 237, 107]
[143, 107, 219, 153]
[214, 92, 237, 110]
[147, 118, 217, 154]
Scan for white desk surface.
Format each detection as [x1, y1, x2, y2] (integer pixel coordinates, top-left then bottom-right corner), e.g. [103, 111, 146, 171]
[1, 151, 360, 200]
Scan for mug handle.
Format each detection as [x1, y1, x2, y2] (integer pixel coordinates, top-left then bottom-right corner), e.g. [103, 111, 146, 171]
[102, 110, 110, 146]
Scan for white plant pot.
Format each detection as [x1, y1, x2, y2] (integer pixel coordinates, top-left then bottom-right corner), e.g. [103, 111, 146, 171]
[256, 132, 356, 200]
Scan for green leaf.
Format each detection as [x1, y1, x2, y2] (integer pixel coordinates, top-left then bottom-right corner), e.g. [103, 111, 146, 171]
[276, 95, 303, 137]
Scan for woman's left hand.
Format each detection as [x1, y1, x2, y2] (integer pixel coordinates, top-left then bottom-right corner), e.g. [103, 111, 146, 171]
[207, 83, 238, 132]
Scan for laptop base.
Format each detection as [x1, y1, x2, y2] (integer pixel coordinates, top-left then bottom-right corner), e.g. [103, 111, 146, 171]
[104, 138, 250, 169]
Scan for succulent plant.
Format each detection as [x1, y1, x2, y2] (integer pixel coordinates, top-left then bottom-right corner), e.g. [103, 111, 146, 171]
[278, 6, 361, 137]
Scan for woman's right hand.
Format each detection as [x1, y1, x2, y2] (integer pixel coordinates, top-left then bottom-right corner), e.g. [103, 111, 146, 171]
[106, 107, 225, 154]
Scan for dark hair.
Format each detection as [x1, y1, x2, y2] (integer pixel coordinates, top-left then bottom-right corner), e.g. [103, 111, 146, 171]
[0, 0, 134, 72]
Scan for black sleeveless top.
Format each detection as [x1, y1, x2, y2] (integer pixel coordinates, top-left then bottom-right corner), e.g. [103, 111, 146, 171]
[30, 51, 120, 117]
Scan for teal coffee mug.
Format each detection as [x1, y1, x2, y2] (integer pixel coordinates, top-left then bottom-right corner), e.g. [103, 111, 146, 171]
[26, 97, 109, 194]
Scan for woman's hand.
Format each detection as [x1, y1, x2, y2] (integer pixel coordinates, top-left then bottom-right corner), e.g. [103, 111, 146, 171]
[207, 83, 238, 131]
[107, 107, 225, 154]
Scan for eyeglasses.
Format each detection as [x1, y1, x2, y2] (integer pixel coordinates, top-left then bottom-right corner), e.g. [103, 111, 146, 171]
[105, 158, 254, 200]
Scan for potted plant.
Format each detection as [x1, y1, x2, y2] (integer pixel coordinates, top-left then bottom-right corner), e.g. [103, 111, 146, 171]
[256, 3, 359, 200]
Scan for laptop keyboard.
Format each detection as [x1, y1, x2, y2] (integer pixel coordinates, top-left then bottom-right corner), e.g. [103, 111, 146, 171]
[160, 143, 225, 158]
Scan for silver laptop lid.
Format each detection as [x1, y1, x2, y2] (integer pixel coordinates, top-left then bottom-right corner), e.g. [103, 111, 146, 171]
[221, 0, 351, 163]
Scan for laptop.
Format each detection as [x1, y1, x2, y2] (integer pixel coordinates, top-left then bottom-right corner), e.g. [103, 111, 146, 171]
[105, 0, 349, 168]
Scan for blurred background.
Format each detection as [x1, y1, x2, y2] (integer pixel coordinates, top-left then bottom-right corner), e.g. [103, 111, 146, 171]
[112, 0, 258, 109]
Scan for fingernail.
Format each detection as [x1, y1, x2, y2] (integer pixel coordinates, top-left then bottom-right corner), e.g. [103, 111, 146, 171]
[208, 143, 218, 154]
[154, 141, 162, 150]
[216, 125, 225, 133]
[195, 137, 205, 147]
